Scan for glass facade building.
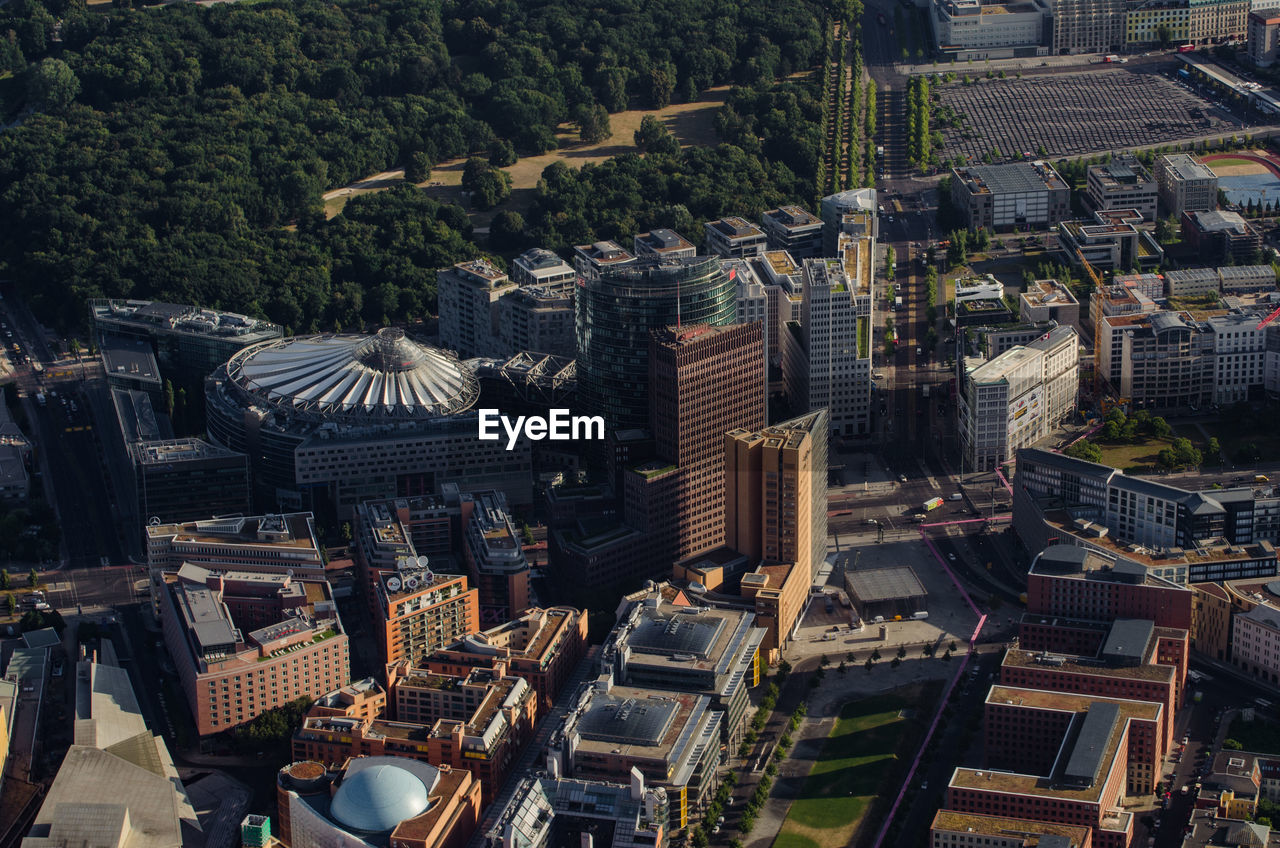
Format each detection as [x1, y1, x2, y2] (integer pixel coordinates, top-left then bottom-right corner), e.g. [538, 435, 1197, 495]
[576, 256, 737, 430]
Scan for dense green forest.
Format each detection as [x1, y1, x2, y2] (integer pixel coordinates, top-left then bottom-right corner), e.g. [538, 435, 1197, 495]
[0, 0, 829, 333]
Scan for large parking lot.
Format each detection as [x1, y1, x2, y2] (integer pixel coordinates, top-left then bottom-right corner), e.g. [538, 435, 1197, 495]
[935, 67, 1237, 162]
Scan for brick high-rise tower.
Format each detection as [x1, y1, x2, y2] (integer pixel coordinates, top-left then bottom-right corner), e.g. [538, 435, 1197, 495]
[624, 322, 767, 569]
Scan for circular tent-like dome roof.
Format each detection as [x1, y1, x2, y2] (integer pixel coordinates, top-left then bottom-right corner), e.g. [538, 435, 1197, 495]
[330, 764, 431, 833]
[224, 328, 479, 422]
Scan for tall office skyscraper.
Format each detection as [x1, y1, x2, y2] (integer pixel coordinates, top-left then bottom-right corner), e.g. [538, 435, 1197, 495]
[625, 322, 767, 568]
[724, 410, 829, 579]
[781, 252, 875, 438]
[575, 256, 737, 431]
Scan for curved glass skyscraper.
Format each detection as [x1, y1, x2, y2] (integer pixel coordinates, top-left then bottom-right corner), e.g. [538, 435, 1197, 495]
[576, 255, 737, 430]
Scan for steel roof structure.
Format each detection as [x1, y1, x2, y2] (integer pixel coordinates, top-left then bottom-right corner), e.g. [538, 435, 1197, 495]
[223, 328, 479, 423]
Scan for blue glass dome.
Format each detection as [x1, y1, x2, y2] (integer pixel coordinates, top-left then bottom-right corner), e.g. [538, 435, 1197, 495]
[330, 764, 430, 832]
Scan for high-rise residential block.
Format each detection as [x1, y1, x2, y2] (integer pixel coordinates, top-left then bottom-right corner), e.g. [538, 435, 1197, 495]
[958, 326, 1079, 473]
[437, 259, 517, 358]
[373, 559, 480, 667]
[460, 489, 530, 625]
[782, 254, 873, 437]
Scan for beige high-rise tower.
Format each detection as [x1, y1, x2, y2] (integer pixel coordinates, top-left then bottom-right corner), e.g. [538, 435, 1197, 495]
[724, 410, 829, 580]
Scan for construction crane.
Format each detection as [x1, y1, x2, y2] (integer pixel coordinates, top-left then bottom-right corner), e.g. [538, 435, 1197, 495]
[1257, 303, 1280, 331]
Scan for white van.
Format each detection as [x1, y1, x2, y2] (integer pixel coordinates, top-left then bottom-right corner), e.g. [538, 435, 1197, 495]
[948, 493, 963, 501]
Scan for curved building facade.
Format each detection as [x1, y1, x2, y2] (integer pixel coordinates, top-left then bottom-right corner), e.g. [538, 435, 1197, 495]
[576, 256, 736, 430]
[207, 328, 531, 519]
[278, 757, 482, 848]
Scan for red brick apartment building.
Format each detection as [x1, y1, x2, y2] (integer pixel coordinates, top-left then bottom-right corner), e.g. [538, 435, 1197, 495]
[293, 663, 536, 805]
[984, 686, 1166, 794]
[930, 810, 1093, 848]
[372, 565, 480, 667]
[421, 605, 588, 713]
[948, 701, 1134, 848]
[1001, 618, 1186, 747]
[1025, 546, 1193, 631]
[157, 564, 349, 736]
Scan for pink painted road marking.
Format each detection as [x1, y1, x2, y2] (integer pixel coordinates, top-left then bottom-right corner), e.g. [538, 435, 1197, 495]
[867, 531, 994, 848]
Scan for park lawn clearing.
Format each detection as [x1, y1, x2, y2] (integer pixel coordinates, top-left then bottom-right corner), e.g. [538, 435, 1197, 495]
[1093, 429, 1207, 473]
[774, 689, 928, 848]
[1094, 435, 1178, 471]
[322, 87, 729, 220]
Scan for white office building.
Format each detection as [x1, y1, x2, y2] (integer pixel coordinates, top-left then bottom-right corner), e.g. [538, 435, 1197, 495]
[1207, 312, 1268, 404]
[1156, 154, 1219, 217]
[1232, 603, 1280, 686]
[782, 244, 875, 437]
[727, 259, 771, 389]
[959, 326, 1079, 473]
[933, 0, 1052, 56]
[512, 248, 576, 294]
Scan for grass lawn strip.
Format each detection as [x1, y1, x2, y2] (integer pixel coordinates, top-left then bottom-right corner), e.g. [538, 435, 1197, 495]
[774, 693, 915, 848]
[1093, 427, 1207, 473]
